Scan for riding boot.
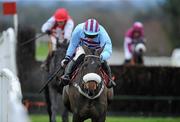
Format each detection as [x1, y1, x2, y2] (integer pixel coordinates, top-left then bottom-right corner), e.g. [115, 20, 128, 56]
[102, 61, 116, 88]
[41, 52, 52, 71]
[61, 60, 76, 85]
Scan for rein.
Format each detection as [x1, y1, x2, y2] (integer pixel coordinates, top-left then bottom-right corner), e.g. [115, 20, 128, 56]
[74, 83, 104, 99]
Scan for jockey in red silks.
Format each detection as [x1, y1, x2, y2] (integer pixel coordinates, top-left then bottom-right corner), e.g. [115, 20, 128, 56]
[123, 21, 146, 64]
[41, 8, 74, 70]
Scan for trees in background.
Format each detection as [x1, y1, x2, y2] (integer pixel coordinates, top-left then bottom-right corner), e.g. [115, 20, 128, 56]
[162, 0, 180, 48]
[0, 1, 173, 55]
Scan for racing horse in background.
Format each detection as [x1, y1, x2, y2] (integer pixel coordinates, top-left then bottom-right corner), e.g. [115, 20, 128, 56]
[130, 39, 146, 65]
[41, 41, 69, 122]
[62, 46, 114, 122]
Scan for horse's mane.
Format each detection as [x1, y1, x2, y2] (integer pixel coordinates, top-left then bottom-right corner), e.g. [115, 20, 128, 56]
[82, 45, 102, 56]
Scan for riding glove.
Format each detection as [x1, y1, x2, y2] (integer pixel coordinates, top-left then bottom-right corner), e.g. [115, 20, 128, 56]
[46, 30, 52, 35]
[100, 55, 105, 63]
[61, 56, 71, 67]
[63, 38, 68, 44]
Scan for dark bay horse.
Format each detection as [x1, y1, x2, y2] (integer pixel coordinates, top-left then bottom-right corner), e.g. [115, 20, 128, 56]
[130, 39, 146, 65]
[42, 42, 69, 122]
[62, 47, 113, 122]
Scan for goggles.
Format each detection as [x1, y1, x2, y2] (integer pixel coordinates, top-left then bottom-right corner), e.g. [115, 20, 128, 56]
[84, 33, 98, 39]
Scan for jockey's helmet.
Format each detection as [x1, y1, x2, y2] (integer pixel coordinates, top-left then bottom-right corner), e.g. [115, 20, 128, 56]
[83, 19, 100, 38]
[54, 8, 68, 22]
[133, 22, 143, 31]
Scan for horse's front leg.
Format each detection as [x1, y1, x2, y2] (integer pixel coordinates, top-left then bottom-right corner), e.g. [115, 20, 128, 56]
[47, 86, 59, 122]
[61, 107, 69, 122]
[92, 113, 106, 122]
[72, 113, 84, 122]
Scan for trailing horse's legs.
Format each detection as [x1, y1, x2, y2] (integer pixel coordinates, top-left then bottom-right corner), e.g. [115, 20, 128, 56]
[61, 86, 70, 122]
[45, 86, 59, 122]
[44, 87, 52, 122]
[61, 107, 69, 122]
[50, 87, 59, 122]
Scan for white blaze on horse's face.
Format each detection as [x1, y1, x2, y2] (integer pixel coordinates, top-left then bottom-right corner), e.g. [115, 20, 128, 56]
[91, 60, 95, 64]
[83, 73, 102, 84]
[135, 43, 146, 54]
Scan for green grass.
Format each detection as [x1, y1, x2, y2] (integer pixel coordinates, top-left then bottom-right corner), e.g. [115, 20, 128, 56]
[30, 114, 180, 122]
[36, 41, 48, 61]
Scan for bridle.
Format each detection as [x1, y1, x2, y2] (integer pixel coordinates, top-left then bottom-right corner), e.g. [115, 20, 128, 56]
[84, 55, 100, 59]
[73, 54, 105, 99]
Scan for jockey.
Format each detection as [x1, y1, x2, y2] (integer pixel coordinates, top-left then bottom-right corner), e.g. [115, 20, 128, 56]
[60, 18, 116, 88]
[124, 21, 146, 64]
[41, 8, 74, 70]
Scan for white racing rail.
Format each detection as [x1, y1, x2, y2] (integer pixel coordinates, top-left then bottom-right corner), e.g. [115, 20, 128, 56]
[0, 28, 17, 75]
[0, 68, 30, 122]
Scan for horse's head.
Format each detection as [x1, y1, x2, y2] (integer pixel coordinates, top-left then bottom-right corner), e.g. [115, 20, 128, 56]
[75, 46, 104, 99]
[134, 41, 146, 56]
[131, 39, 146, 65]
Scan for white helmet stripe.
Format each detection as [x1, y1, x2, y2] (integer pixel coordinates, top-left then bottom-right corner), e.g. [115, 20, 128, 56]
[84, 19, 100, 35]
[93, 19, 96, 32]
[87, 19, 91, 32]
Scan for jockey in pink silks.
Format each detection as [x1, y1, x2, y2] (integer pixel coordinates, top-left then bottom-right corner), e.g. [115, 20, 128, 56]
[124, 21, 146, 64]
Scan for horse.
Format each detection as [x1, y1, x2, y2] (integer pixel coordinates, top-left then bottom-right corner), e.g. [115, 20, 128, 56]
[42, 42, 69, 122]
[62, 46, 113, 122]
[130, 39, 146, 65]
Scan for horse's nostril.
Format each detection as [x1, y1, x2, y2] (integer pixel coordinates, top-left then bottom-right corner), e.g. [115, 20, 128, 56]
[139, 48, 143, 52]
[88, 90, 94, 96]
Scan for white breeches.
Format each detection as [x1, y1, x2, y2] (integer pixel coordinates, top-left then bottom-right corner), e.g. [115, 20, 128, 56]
[73, 46, 85, 61]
